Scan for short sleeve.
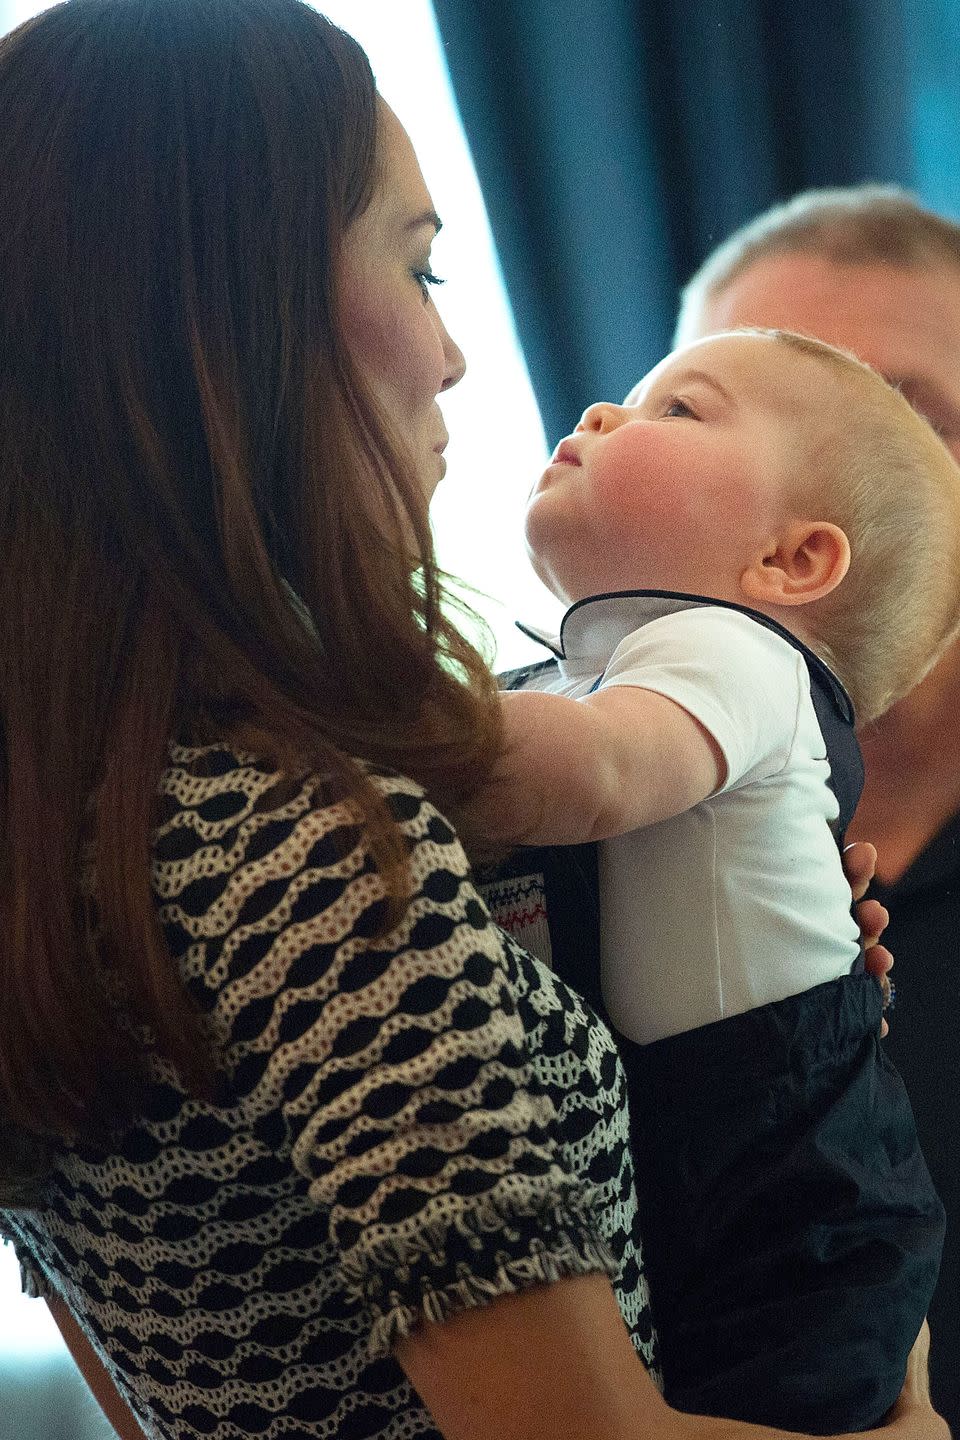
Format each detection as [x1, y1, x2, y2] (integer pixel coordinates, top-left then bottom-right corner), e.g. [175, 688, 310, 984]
[599, 608, 807, 791]
[201, 772, 618, 1357]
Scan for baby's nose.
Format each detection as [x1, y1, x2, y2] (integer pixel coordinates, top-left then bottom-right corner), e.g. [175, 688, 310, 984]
[576, 401, 624, 434]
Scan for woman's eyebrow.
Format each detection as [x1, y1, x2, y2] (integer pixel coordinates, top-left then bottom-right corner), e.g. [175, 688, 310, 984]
[406, 209, 442, 235]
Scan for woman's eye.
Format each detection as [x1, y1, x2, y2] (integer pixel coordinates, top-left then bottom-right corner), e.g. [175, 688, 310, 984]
[413, 267, 446, 301]
[664, 397, 697, 419]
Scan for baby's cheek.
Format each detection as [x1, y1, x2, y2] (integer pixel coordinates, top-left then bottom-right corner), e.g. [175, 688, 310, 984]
[591, 453, 672, 533]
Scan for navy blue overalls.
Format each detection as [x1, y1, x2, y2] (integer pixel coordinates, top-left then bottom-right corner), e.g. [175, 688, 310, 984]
[482, 591, 944, 1433]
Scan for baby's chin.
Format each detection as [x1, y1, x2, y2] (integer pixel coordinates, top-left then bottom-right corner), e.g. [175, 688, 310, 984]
[523, 511, 615, 603]
[522, 544, 572, 605]
[530, 561, 607, 608]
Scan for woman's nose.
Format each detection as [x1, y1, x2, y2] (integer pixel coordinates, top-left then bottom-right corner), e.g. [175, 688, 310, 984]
[439, 323, 466, 392]
[576, 401, 623, 434]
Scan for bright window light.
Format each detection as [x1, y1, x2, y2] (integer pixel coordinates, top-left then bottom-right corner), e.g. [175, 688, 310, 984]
[313, 0, 560, 665]
[0, 1243, 63, 1357]
[1, 0, 39, 25]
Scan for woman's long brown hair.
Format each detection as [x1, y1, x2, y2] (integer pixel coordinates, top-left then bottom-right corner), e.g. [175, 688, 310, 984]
[0, 0, 502, 1171]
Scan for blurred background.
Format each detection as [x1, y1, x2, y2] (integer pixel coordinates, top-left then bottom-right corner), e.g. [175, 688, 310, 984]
[0, 0, 957, 1434]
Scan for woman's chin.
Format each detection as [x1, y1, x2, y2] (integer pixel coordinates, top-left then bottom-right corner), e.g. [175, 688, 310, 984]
[423, 450, 446, 499]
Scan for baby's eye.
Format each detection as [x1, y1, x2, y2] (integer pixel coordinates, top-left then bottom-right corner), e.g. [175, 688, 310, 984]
[663, 396, 698, 419]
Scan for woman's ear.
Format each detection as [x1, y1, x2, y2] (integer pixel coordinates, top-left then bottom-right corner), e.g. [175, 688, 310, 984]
[739, 520, 851, 609]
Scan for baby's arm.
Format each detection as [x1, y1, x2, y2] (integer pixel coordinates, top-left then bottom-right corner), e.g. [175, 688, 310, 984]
[472, 686, 726, 848]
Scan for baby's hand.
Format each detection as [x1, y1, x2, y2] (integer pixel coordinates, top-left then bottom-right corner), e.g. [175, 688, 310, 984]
[843, 841, 894, 1038]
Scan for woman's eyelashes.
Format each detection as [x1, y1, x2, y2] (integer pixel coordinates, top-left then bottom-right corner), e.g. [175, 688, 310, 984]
[412, 265, 445, 301]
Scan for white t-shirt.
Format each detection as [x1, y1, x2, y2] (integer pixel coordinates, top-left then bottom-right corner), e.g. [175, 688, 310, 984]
[523, 596, 861, 1044]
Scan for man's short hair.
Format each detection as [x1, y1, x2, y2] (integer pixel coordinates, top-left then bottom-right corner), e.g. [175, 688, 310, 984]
[675, 185, 960, 347]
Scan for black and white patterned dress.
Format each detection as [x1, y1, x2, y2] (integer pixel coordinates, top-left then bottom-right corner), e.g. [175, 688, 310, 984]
[0, 741, 657, 1439]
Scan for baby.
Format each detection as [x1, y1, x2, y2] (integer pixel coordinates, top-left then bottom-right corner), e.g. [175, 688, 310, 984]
[475, 329, 959, 1432]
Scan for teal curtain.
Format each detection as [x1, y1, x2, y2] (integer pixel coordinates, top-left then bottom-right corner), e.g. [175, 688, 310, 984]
[905, 0, 960, 219]
[432, 0, 920, 444]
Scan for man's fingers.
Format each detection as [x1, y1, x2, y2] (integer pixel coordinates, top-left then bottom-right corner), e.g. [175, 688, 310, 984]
[842, 839, 878, 902]
[864, 943, 893, 977]
[857, 898, 890, 949]
[864, 944, 895, 1038]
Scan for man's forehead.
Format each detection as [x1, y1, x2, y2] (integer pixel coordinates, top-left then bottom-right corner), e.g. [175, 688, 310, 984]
[683, 251, 960, 456]
[700, 251, 960, 375]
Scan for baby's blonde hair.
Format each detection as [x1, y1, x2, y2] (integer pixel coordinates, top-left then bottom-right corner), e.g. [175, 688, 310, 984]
[755, 328, 960, 725]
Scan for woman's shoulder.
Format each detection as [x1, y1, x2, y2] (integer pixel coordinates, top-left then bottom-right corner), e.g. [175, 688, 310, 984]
[158, 735, 431, 808]
[151, 737, 486, 1006]
[149, 738, 585, 1041]
[154, 736, 441, 862]
[153, 732, 467, 912]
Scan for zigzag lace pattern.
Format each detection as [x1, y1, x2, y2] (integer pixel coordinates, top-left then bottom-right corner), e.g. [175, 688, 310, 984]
[1, 742, 657, 1438]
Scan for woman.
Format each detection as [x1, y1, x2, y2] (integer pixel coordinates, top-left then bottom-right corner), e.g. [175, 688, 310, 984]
[0, 3, 929, 1439]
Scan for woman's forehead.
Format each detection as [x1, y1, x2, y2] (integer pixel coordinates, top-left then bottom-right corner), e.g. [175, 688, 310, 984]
[367, 100, 435, 226]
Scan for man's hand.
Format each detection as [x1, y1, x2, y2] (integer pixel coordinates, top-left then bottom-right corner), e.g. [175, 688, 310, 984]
[843, 841, 894, 1037]
[883, 1321, 951, 1440]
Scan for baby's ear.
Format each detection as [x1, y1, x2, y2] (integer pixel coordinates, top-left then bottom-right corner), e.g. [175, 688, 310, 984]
[739, 520, 851, 609]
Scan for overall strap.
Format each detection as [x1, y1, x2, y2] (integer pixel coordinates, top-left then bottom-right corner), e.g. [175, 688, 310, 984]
[584, 599, 866, 844]
[491, 659, 606, 1013]
[804, 661, 864, 844]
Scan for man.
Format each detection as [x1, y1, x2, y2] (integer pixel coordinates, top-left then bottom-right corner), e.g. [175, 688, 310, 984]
[675, 185, 960, 1432]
